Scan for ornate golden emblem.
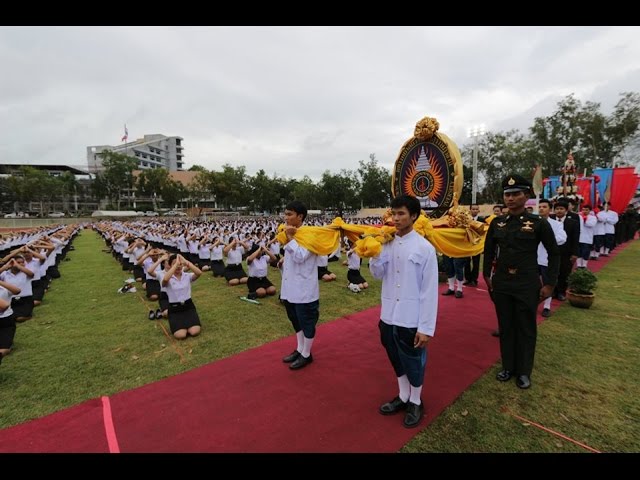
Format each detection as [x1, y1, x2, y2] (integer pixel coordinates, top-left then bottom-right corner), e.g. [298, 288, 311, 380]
[508, 177, 516, 186]
[521, 220, 534, 232]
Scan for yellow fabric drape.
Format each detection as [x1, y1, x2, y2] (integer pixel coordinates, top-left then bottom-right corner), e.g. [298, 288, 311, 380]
[276, 213, 494, 259]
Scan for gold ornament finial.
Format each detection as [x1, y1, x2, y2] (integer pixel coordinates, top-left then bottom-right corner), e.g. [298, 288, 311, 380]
[414, 116, 440, 141]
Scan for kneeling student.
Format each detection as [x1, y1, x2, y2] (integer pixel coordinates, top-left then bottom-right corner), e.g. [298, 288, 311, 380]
[246, 245, 277, 298]
[161, 254, 203, 339]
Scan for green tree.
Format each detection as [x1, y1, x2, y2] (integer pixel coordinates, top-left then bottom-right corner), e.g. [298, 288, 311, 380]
[58, 171, 79, 213]
[136, 168, 171, 211]
[93, 151, 137, 210]
[318, 169, 360, 216]
[357, 154, 392, 207]
[292, 175, 319, 210]
[250, 169, 280, 213]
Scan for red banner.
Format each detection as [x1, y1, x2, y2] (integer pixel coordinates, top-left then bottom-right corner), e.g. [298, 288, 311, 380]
[575, 177, 594, 206]
[610, 167, 640, 213]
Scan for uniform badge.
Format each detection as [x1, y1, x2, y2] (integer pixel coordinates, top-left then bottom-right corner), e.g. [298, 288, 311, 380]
[497, 222, 506, 228]
[507, 177, 515, 186]
[521, 220, 534, 232]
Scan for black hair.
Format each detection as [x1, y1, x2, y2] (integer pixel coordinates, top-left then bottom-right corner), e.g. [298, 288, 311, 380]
[555, 200, 569, 209]
[539, 198, 551, 207]
[285, 200, 308, 221]
[390, 195, 421, 220]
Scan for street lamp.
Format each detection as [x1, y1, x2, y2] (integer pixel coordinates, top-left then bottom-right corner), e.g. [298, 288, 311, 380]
[468, 124, 486, 204]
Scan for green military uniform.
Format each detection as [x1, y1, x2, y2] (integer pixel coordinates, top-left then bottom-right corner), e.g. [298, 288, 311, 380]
[483, 178, 560, 382]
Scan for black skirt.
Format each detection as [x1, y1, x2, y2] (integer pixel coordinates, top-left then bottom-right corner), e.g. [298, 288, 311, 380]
[347, 269, 367, 285]
[146, 279, 161, 298]
[167, 298, 201, 334]
[211, 259, 226, 277]
[0, 313, 16, 349]
[12, 296, 34, 319]
[247, 276, 274, 292]
[317, 266, 333, 279]
[224, 263, 247, 281]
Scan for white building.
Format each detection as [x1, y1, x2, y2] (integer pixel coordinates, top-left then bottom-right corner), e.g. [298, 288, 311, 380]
[87, 134, 184, 173]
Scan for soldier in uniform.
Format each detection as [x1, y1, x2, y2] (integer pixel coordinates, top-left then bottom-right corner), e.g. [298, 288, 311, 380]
[483, 174, 560, 389]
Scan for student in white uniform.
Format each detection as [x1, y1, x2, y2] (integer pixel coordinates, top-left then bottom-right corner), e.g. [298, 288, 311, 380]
[369, 195, 438, 429]
[279, 201, 320, 370]
[346, 242, 369, 290]
[160, 253, 203, 339]
[0, 279, 21, 360]
[316, 254, 336, 282]
[537, 199, 567, 318]
[223, 238, 249, 286]
[246, 244, 277, 299]
[577, 204, 597, 269]
[0, 255, 35, 322]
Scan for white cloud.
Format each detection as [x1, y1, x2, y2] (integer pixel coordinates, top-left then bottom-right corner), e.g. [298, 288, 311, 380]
[1, 26, 638, 179]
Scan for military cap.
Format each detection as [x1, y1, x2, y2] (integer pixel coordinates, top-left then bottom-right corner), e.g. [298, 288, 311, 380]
[502, 174, 532, 193]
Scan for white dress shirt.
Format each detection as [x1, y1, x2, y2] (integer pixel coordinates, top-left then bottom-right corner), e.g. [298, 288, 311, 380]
[280, 239, 319, 304]
[538, 218, 567, 266]
[369, 229, 438, 336]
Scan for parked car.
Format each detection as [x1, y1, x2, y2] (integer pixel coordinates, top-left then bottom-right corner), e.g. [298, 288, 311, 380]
[4, 212, 27, 218]
[48, 212, 65, 218]
[164, 210, 187, 217]
[145, 211, 159, 217]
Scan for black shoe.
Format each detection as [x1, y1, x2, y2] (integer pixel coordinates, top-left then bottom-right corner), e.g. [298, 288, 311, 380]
[379, 396, 408, 416]
[454, 290, 463, 298]
[442, 289, 455, 296]
[148, 310, 156, 320]
[491, 329, 500, 337]
[289, 354, 313, 370]
[496, 369, 512, 381]
[155, 308, 163, 319]
[557, 294, 566, 301]
[541, 308, 551, 317]
[516, 375, 531, 389]
[282, 350, 301, 363]
[403, 401, 424, 428]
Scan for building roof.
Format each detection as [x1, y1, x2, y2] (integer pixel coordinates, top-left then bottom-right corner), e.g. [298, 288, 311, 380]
[132, 170, 199, 186]
[0, 164, 89, 175]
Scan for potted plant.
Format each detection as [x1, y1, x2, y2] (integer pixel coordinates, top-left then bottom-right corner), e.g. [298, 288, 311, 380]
[566, 268, 598, 309]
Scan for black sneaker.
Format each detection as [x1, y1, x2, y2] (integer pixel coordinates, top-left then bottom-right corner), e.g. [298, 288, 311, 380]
[148, 310, 156, 320]
[155, 308, 163, 319]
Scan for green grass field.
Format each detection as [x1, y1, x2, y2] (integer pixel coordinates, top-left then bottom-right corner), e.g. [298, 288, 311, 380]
[1, 230, 638, 452]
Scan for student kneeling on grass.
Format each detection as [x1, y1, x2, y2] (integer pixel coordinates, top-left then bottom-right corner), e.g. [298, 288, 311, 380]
[246, 244, 277, 299]
[161, 253, 203, 340]
[0, 279, 21, 360]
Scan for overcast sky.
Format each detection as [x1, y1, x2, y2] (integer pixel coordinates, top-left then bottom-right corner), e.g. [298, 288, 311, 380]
[1, 26, 639, 178]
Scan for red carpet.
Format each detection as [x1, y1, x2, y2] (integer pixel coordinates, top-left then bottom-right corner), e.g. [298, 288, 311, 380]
[0, 244, 626, 452]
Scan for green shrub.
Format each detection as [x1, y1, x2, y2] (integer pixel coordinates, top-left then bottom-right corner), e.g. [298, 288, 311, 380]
[568, 268, 598, 295]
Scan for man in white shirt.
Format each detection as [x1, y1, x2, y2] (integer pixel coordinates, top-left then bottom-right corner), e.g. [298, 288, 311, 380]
[279, 201, 320, 370]
[537, 199, 567, 317]
[369, 195, 438, 428]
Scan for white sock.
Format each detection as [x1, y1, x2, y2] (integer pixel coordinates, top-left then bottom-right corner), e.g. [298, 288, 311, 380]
[301, 336, 314, 358]
[576, 258, 583, 268]
[604, 248, 610, 255]
[409, 385, 423, 405]
[447, 278, 455, 290]
[543, 297, 552, 309]
[296, 331, 304, 352]
[397, 375, 410, 402]
[456, 278, 464, 291]
[583, 259, 588, 269]
[600, 246, 605, 254]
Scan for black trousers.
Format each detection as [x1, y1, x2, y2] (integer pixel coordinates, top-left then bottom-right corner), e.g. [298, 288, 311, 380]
[464, 254, 481, 282]
[492, 288, 539, 376]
